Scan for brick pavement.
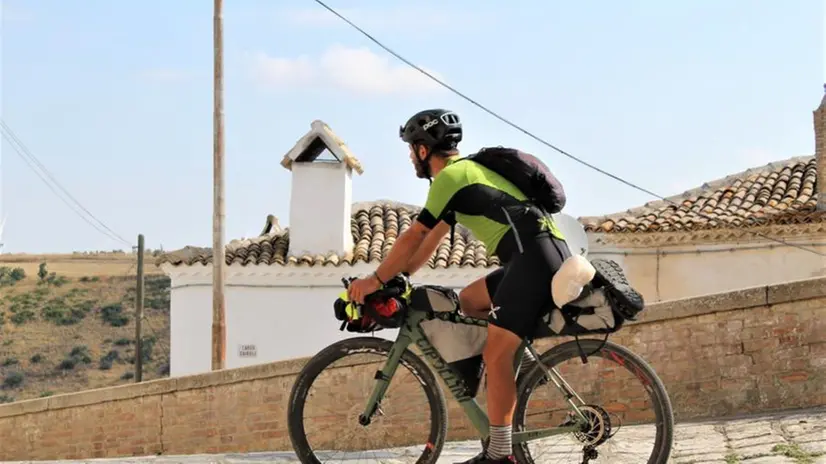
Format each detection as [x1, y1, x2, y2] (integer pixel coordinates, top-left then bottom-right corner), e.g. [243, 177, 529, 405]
[6, 408, 824, 464]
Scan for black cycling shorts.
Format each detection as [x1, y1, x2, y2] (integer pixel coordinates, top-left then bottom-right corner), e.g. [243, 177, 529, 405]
[484, 231, 571, 339]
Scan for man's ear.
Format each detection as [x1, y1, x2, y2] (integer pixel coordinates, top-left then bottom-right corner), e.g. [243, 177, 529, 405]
[417, 144, 430, 161]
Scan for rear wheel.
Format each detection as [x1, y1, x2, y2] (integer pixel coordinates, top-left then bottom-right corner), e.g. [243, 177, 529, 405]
[514, 339, 674, 464]
[287, 337, 449, 464]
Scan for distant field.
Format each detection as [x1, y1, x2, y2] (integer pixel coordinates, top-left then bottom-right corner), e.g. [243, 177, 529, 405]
[0, 252, 165, 278]
[0, 253, 170, 403]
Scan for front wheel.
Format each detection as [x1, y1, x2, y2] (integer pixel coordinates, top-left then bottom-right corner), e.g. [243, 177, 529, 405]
[287, 337, 448, 464]
[514, 339, 674, 464]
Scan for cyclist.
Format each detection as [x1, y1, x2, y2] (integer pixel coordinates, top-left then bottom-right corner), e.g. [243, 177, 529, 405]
[346, 108, 638, 463]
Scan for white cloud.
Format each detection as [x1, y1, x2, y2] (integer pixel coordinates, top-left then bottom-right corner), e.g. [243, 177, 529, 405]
[249, 44, 445, 97]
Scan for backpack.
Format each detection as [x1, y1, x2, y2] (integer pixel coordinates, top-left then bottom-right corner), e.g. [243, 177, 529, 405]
[464, 146, 567, 214]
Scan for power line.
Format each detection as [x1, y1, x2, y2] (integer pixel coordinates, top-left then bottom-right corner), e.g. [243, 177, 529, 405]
[0, 120, 133, 247]
[1, 119, 132, 246]
[310, 0, 826, 258]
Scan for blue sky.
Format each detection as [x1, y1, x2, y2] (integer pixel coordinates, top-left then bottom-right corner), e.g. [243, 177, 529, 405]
[1, 0, 822, 254]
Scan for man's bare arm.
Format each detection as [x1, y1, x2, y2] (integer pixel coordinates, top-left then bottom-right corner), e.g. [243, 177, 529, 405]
[403, 221, 450, 275]
[374, 220, 431, 283]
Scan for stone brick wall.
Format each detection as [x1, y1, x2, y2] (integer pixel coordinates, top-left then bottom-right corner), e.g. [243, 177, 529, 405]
[1, 276, 825, 461]
[814, 92, 826, 211]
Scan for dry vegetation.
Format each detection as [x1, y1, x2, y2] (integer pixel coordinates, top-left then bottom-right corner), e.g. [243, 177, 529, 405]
[0, 252, 169, 403]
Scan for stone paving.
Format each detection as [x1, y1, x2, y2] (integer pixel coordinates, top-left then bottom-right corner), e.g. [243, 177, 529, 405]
[6, 408, 825, 464]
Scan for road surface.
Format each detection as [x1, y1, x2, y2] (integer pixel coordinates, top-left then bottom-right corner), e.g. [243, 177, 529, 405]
[6, 408, 825, 463]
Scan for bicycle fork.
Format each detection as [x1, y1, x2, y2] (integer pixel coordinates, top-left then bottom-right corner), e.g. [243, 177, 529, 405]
[357, 333, 412, 426]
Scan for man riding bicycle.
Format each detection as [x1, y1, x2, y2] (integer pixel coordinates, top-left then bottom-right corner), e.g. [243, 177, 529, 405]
[346, 108, 634, 463]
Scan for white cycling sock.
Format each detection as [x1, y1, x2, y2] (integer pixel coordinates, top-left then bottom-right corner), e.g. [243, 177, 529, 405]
[486, 424, 512, 460]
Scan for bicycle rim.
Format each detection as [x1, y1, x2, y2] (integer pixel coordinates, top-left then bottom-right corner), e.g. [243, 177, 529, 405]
[514, 339, 674, 464]
[287, 337, 448, 464]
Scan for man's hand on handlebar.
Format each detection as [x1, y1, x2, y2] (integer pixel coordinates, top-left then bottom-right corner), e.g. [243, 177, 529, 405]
[346, 273, 383, 304]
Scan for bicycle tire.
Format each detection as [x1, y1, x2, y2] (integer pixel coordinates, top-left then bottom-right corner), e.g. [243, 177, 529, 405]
[513, 339, 674, 464]
[287, 337, 449, 464]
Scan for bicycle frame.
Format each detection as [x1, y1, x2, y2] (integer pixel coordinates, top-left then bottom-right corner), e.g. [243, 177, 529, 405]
[358, 307, 591, 444]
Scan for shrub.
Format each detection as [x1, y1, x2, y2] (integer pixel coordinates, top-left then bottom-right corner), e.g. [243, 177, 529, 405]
[0, 394, 13, 403]
[41, 295, 92, 326]
[10, 310, 35, 325]
[1, 357, 18, 367]
[113, 338, 131, 346]
[59, 346, 92, 370]
[2, 372, 24, 389]
[8, 293, 38, 325]
[30, 354, 44, 364]
[0, 267, 25, 286]
[46, 274, 70, 287]
[9, 268, 25, 281]
[9, 267, 26, 282]
[121, 371, 135, 380]
[59, 359, 76, 370]
[69, 346, 92, 364]
[98, 350, 120, 370]
[100, 303, 129, 327]
[139, 335, 157, 363]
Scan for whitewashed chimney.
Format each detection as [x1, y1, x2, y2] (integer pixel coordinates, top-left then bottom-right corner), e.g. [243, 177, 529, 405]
[814, 85, 826, 211]
[280, 120, 364, 257]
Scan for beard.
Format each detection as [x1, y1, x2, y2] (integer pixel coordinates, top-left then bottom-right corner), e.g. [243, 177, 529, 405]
[413, 160, 429, 179]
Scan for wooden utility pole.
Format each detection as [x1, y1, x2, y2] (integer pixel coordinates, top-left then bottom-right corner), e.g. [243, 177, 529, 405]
[134, 234, 145, 382]
[212, 0, 227, 371]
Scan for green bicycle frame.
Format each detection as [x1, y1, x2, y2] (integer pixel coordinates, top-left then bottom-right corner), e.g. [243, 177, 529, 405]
[359, 308, 590, 444]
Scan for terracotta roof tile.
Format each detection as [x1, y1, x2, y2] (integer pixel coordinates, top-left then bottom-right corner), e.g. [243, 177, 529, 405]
[157, 201, 501, 269]
[580, 156, 822, 233]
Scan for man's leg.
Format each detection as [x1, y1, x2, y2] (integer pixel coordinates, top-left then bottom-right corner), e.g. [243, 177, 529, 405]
[482, 233, 569, 462]
[458, 268, 504, 319]
[483, 324, 523, 460]
[453, 269, 510, 464]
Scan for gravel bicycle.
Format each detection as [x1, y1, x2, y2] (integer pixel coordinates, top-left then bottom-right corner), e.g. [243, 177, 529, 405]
[287, 258, 674, 464]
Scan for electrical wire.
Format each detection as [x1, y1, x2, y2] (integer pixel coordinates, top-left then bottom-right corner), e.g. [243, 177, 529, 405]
[310, 0, 826, 258]
[0, 120, 133, 247]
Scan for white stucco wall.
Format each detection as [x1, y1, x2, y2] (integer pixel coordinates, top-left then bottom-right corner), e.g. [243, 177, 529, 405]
[163, 263, 491, 378]
[288, 162, 353, 257]
[589, 236, 826, 303]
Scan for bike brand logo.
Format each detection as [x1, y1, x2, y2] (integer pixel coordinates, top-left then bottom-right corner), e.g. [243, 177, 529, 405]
[415, 338, 471, 402]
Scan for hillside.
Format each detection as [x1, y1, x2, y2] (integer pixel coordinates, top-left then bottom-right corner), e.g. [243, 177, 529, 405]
[0, 253, 170, 403]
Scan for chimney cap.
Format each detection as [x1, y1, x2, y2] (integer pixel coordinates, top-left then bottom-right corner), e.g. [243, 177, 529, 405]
[280, 120, 364, 175]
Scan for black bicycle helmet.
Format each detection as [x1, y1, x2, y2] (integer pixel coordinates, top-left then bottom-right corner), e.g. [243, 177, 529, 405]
[400, 109, 462, 179]
[400, 109, 462, 149]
